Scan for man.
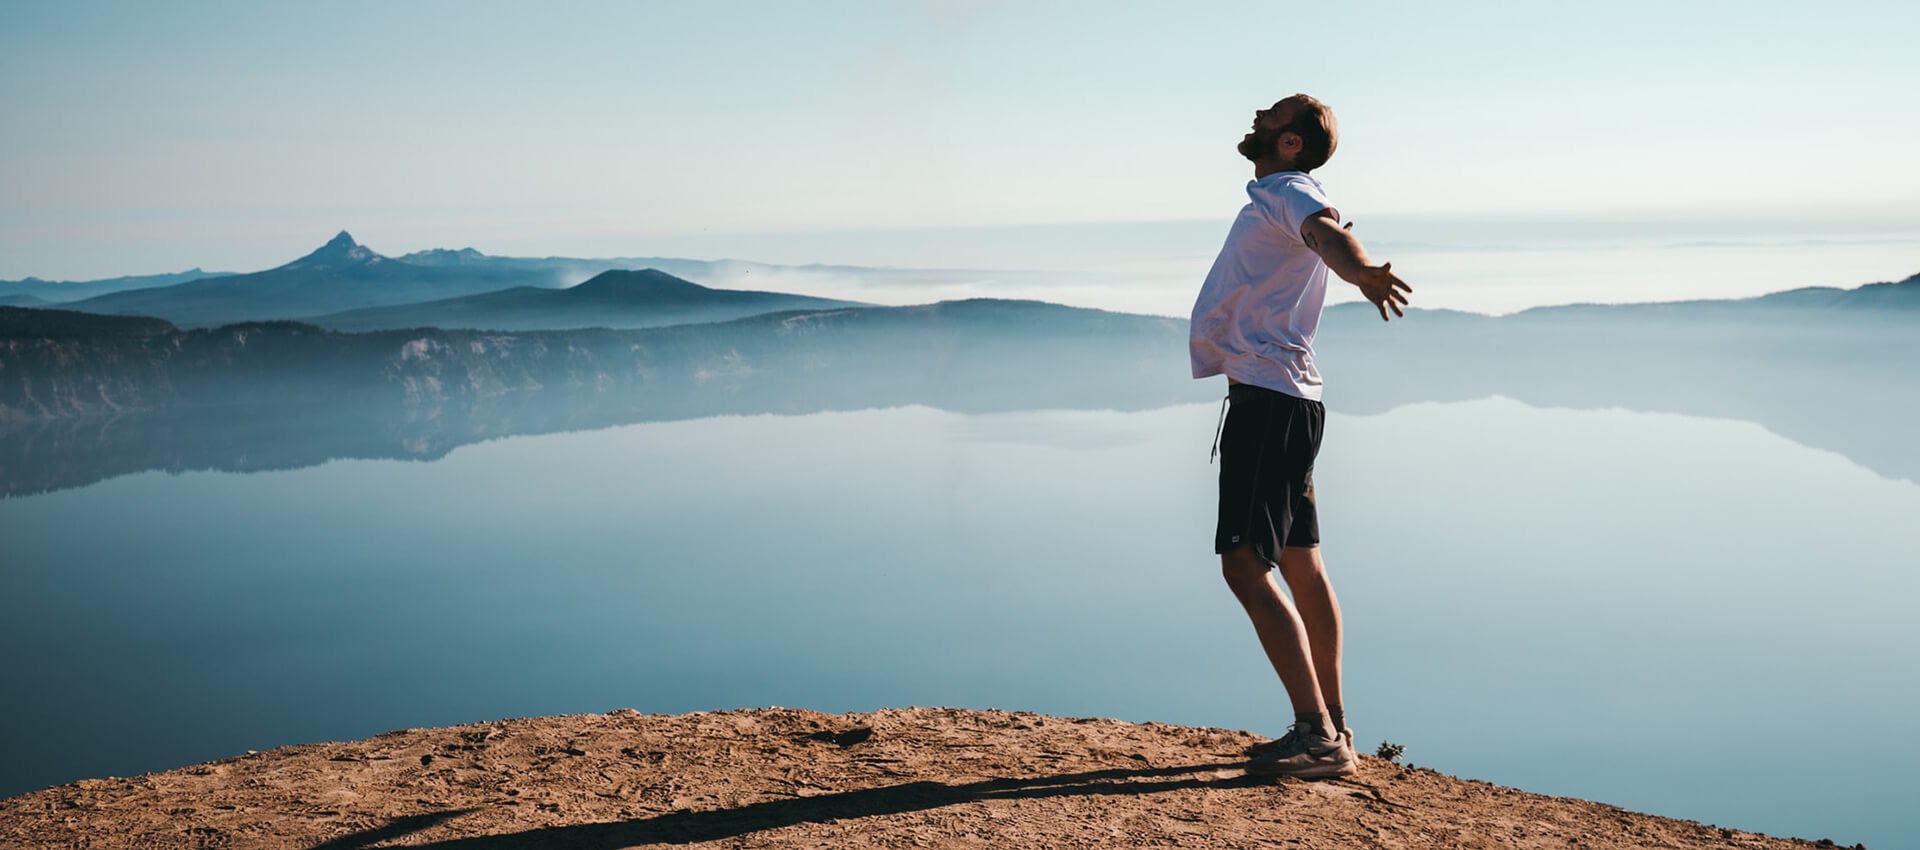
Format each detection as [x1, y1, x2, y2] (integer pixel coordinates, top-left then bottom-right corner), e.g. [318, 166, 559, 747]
[1189, 93, 1411, 778]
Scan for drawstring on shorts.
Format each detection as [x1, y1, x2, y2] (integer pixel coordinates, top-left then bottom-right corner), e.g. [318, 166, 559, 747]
[1209, 393, 1230, 463]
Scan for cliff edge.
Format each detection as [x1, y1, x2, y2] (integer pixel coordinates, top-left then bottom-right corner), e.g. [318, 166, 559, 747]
[0, 707, 1830, 849]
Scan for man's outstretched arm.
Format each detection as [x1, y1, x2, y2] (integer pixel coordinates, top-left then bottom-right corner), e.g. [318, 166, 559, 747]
[1301, 210, 1411, 321]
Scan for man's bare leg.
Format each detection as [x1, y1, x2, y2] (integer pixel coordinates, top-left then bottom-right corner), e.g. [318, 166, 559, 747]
[1221, 544, 1326, 717]
[1277, 545, 1343, 722]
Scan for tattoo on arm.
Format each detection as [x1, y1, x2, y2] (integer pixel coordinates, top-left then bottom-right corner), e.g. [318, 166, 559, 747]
[1303, 231, 1319, 251]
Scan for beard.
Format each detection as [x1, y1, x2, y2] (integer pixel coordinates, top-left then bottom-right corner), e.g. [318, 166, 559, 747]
[1238, 129, 1278, 162]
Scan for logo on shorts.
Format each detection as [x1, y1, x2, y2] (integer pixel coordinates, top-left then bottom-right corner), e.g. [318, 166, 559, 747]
[1229, 535, 1241, 544]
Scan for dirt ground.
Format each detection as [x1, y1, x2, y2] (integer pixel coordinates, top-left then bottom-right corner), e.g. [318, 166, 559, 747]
[1, 707, 1838, 849]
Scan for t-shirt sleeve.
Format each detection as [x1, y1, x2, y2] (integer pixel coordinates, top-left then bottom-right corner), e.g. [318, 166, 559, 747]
[1255, 177, 1334, 244]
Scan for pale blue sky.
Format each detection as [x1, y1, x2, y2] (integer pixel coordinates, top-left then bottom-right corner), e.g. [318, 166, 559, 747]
[3, 0, 1917, 286]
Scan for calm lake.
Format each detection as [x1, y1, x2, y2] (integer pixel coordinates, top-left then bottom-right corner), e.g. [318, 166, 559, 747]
[2, 398, 1915, 848]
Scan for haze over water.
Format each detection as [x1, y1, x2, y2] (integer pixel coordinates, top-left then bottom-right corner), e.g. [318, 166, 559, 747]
[507, 215, 1920, 319]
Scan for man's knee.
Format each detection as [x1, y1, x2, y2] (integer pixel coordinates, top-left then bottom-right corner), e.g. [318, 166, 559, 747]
[1275, 546, 1327, 588]
[1220, 545, 1273, 593]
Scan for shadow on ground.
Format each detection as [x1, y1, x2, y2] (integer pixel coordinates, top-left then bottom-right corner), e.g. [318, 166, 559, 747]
[310, 761, 1254, 849]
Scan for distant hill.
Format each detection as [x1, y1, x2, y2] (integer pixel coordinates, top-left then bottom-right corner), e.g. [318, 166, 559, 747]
[1754, 272, 1920, 310]
[41, 234, 968, 329]
[0, 307, 175, 339]
[1313, 270, 1920, 482]
[395, 247, 725, 286]
[305, 268, 864, 332]
[391, 249, 967, 292]
[1492, 271, 1920, 324]
[0, 298, 1195, 494]
[0, 268, 232, 303]
[63, 232, 563, 327]
[0, 297, 1189, 421]
[11, 238, 1050, 329]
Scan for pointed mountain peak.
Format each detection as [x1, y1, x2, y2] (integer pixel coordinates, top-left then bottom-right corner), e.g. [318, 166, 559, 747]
[280, 230, 387, 270]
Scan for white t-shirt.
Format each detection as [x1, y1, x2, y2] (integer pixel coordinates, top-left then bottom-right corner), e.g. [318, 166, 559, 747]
[1188, 170, 1335, 401]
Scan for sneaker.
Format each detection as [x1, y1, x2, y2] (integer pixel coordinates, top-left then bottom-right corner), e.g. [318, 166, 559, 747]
[1246, 725, 1353, 757]
[1245, 722, 1357, 779]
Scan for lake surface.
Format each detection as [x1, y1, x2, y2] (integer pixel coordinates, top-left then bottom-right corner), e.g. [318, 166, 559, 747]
[3, 398, 1916, 848]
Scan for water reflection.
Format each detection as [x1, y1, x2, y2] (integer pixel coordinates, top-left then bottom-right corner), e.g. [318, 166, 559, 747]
[5, 326, 1917, 499]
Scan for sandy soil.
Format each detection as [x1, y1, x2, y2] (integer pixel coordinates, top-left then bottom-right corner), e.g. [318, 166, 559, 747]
[1, 707, 1840, 849]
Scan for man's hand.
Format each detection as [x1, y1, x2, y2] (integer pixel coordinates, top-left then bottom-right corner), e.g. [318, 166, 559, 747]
[1301, 215, 1413, 322]
[1352, 256, 1410, 322]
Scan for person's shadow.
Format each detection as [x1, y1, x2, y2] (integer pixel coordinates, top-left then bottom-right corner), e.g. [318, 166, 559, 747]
[310, 760, 1258, 849]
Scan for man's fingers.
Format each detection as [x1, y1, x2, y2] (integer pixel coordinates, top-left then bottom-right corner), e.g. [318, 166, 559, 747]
[1369, 290, 1397, 321]
[1377, 262, 1412, 293]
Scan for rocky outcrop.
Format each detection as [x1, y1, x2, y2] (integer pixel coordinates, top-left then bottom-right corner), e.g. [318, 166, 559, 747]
[0, 708, 1826, 849]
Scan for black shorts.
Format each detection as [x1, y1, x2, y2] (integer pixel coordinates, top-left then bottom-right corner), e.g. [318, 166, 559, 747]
[1214, 382, 1324, 562]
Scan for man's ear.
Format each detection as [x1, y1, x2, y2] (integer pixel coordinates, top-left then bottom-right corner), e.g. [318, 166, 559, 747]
[1277, 131, 1304, 154]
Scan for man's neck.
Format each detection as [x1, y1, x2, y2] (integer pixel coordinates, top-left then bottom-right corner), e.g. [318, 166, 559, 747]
[1253, 159, 1298, 179]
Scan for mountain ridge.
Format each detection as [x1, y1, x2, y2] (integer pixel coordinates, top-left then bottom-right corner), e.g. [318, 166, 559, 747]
[304, 268, 867, 332]
[8, 230, 1914, 325]
[1497, 271, 1920, 321]
[61, 233, 564, 327]
[0, 268, 233, 304]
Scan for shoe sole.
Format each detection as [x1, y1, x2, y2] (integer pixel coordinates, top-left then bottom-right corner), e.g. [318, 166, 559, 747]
[1245, 757, 1358, 779]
